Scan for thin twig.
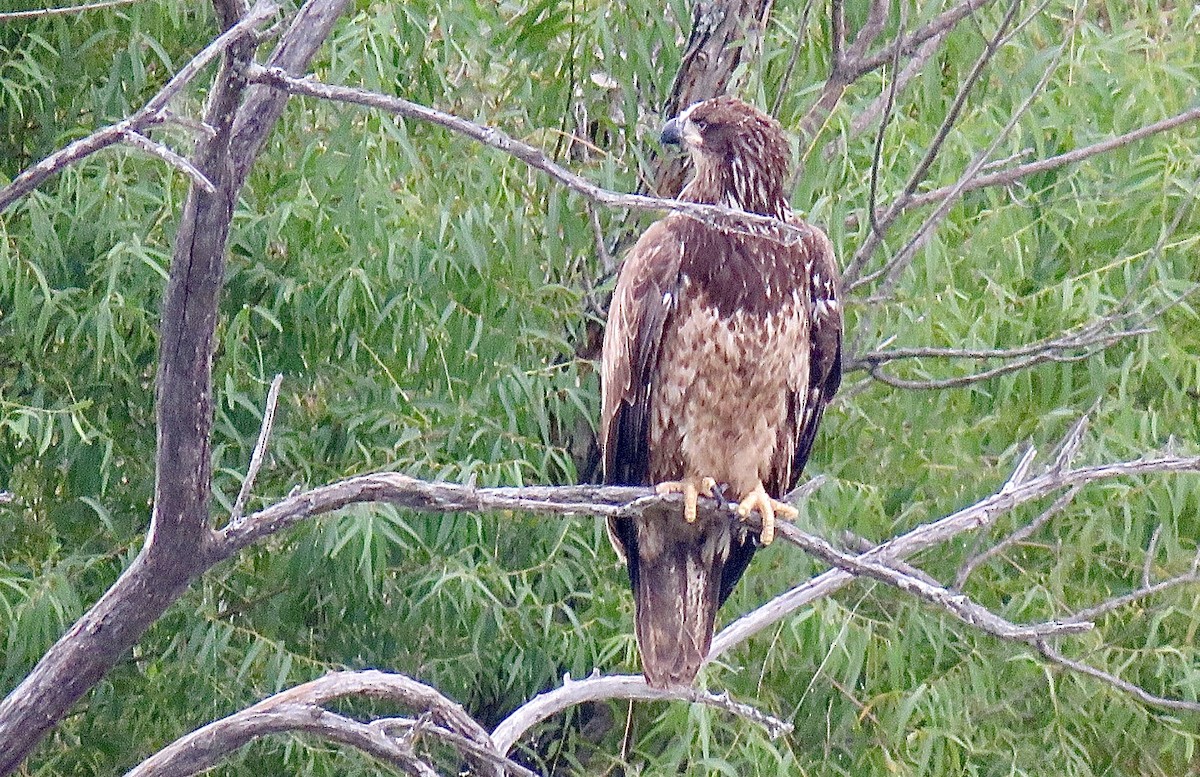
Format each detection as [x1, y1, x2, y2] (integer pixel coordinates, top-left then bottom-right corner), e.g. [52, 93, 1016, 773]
[885, 104, 1200, 217]
[586, 200, 615, 273]
[1061, 550, 1200, 626]
[769, 0, 816, 117]
[849, 0, 997, 79]
[866, 1, 906, 240]
[846, 0, 1025, 284]
[0, 0, 145, 20]
[869, 2, 1066, 295]
[954, 485, 1081, 589]
[120, 131, 216, 192]
[1142, 523, 1163, 590]
[229, 373, 283, 523]
[1033, 641, 1200, 713]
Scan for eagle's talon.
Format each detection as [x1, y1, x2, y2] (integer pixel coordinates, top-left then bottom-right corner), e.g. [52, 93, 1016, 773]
[656, 476, 718, 524]
[735, 483, 797, 546]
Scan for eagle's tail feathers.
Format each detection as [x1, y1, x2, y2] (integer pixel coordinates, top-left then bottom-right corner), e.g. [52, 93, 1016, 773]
[634, 543, 722, 688]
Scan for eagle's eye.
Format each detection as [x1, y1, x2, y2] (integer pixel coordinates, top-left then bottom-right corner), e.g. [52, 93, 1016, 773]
[693, 119, 708, 132]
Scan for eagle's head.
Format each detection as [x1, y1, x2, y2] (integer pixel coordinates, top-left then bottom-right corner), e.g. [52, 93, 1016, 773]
[660, 96, 791, 218]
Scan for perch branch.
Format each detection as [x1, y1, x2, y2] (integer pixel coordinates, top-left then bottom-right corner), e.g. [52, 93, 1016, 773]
[710, 428, 1200, 713]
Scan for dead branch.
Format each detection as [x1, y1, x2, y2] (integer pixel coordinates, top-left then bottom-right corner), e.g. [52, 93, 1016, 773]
[128, 704, 439, 777]
[0, 0, 145, 20]
[1061, 547, 1200, 626]
[890, 103, 1200, 217]
[490, 674, 792, 757]
[0, 3, 279, 214]
[846, 0, 1025, 284]
[229, 373, 284, 523]
[1033, 641, 1200, 713]
[126, 671, 504, 777]
[850, 0, 998, 80]
[825, 28, 949, 159]
[777, 521, 1092, 640]
[710, 423, 1200, 714]
[244, 65, 811, 246]
[954, 486, 1081, 588]
[119, 130, 216, 192]
[798, 0, 892, 139]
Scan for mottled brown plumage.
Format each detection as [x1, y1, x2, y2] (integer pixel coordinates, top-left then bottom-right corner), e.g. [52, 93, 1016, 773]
[600, 97, 843, 688]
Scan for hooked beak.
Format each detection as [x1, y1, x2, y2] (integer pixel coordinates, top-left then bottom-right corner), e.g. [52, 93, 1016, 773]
[659, 117, 683, 146]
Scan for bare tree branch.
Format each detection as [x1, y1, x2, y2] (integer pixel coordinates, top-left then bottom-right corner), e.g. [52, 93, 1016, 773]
[244, 65, 812, 246]
[850, 0, 997, 79]
[1033, 641, 1200, 713]
[490, 674, 792, 756]
[710, 431, 1200, 714]
[119, 130, 217, 192]
[127, 671, 504, 777]
[0, 0, 146, 20]
[954, 485, 1081, 588]
[1061, 547, 1200, 626]
[128, 703, 439, 777]
[825, 28, 949, 159]
[846, 0, 1024, 285]
[890, 103, 1200, 216]
[0, 2, 347, 772]
[798, 0, 891, 139]
[0, 2, 279, 215]
[777, 521, 1092, 640]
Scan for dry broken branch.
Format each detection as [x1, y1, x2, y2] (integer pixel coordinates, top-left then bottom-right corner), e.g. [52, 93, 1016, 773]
[127, 671, 505, 777]
[0, 2, 279, 214]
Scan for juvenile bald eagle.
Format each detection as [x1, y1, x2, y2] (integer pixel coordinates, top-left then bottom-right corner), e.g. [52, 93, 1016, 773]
[600, 97, 843, 688]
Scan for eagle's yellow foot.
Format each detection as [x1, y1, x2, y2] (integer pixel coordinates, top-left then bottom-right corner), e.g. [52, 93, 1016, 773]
[736, 482, 797, 546]
[655, 476, 718, 524]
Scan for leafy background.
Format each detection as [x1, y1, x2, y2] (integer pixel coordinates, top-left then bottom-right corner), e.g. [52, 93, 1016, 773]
[1, 0, 1199, 774]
